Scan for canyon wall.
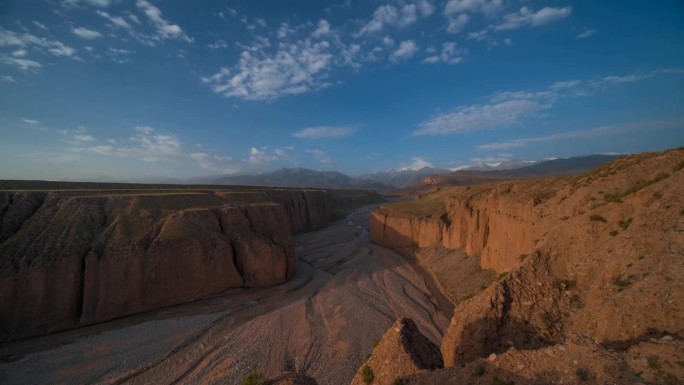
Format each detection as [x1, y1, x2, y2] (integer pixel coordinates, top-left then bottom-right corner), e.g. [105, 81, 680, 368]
[369, 189, 546, 272]
[361, 148, 684, 384]
[0, 187, 382, 341]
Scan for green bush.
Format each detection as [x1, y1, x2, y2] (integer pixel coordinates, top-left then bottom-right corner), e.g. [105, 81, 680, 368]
[618, 218, 633, 229]
[589, 214, 607, 222]
[242, 371, 266, 385]
[362, 365, 374, 384]
[473, 365, 486, 376]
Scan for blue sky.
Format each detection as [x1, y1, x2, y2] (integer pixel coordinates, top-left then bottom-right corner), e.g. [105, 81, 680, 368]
[1, 0, 683, 180]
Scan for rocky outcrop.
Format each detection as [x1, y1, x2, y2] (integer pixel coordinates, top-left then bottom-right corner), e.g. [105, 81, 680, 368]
[0, 187, 382, 341]
[350, 318, 443, 385]
[364, 148, 684, 383]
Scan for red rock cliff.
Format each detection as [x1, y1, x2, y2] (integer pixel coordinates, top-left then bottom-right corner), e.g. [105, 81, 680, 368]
[0, 187, 382, 341]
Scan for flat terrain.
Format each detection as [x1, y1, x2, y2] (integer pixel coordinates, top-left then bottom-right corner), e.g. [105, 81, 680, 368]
[0, 203, 452, 385]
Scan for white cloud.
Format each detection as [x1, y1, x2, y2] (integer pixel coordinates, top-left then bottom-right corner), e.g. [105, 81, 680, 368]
[444, 0, 503, 17]
[32, 21, 49, 31]
[97, 10, 132, 29]
[391, 40, 418, 62]
[73, 134, 96, 142]
[358, 2, 431, 35]
[135, 0, 192, 43]
[312, 19, 331, 38]
[576, 28, 597, 39]
[12, 49, 28, 57]
[305, 149, 331, 164]
[246, 147, 276, 164]
[591, 69, 684, 87]
[446, 14, 469, 33]
[417, 0, 435, 16]
[21, 117, 39, 124]
[422, 42, 465, 64]
[0, 55, 41, 70]
[190, 152, 238, 173]
[72, 27, 103, 39]
[0, 27, 76, 58]
[1, 75, 18, 82]
[416, 99, 542, 135]
[207, 39, 228, 50]
[478, 118, 684, 150]
[293, 126, 355, 139]
[400, 157, 434, 171]
[550, 80, 581, 89]
[62, 0, 111, 7]
[494, 6, 572, 31]
[202, 39, 333, 100]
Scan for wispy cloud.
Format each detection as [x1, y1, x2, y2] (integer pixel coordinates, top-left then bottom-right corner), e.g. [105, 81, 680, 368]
[293, 126, 355, 139]
[305, 149, 331, 164]
[444, 0, 503, 17]
[135, 0, 192, 43]
[97, 10, 133, 30]
[1, 75, 18, 82]
[416, 68, 683, 136]
[202, 37, 334, 100]
[72, 27, 103, 39]
[416, 99, 544, 136]
[0, 27, 76, 58]
[391, 40, 418, 62]
[494, 6, 572, 31]
[576, 28, 597, 39]
[423, 42, 465, 64]
[0, 55, 41, 70]
[62, 0, 112, 7]
[21, 117, 39, 124]
[190, 152, 238, 173]
[478, 117, 684, 150]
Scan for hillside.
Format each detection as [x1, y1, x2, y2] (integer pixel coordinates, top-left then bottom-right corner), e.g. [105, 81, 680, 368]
[356, 148, 684, 384]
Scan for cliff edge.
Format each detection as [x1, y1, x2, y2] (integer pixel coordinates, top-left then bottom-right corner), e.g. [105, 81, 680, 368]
[361, 148, 684, 384]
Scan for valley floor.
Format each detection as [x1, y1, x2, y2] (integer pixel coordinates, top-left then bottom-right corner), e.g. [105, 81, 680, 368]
[0, 203, 453, 385]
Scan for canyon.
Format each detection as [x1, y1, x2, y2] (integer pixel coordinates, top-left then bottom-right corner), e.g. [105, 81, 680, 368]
[0, 148, 682, 385]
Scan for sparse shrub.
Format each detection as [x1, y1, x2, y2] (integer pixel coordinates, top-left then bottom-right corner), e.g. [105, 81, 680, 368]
[589, 214, 607, 223]
[578, 210, 586, 215]
[613, 277, 632, 288]
[663, 373, 680, 385]
[393, 377, 408, 385]
[498, 272, 509, 280]
[242, 371, 266, 385]
[673, 161, 684, 172]
[473, 364, 486, 376]
[604, 193, 623, 203]
[570, 294, 584, 309]
[627, 263, 633, 268]
[576, 368, 593, 381]
[638, 255, 645, 260]
[653, 191, 663, 199]
[560, 216, 570, 221]
[372, 339, 380, 349]
[361, 365, 374, 384]
[480, 285, 488, 291]
[609, 230, 619, 236]
[491, 377, 514, 385]
[647, 355, 660, 369]
[519, 254, 528, 262]
[618, 218, 633, 230]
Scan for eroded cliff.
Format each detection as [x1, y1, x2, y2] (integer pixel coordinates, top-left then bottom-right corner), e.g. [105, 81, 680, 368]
[0, 186, 382, 341]
[362, 148, 684, 384]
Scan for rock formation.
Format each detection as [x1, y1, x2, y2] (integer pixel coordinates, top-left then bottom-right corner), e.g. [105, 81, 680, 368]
[0, 186, 382, 341]
[360, 148, 684, 384]
[350, 318, 443, 385]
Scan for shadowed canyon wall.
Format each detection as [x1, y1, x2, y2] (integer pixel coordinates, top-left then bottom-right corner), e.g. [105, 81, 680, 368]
[0, 187, 382, 341]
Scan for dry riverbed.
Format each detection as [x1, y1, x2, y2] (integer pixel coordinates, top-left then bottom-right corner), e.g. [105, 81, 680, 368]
[0, 203, 452, 385]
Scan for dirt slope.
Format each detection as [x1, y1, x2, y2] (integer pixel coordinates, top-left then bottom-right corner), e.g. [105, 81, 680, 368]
[361, 148, 684, 384]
